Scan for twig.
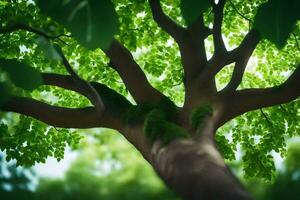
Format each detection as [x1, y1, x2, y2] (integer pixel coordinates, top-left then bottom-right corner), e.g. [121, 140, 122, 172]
[53, 126, 60, 132]
[56, 47, 105, 117]
[228, 0, 252, 30]
[260, 109, 273, 126]
[0, 24, 71, 45]
[292, 32, 300, 52]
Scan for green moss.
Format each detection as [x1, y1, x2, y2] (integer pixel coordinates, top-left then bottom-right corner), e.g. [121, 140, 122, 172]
[126, 97, 177, 125]
[190, 104, 213, 130]
[126, 103, 155, 124]
[91, 82, 132, 120]
[144, 109, 188, 145]
[157, 97, 177, 120]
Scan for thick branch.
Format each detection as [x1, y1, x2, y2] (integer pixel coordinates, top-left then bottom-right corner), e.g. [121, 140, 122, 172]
[219, 63, 300, 125]
[196, 29, 260, 88]
[212, 0, 226, 56]
[42, 73, 132, 114]
[222, 57, 250, 92]
[221, 30, 260, 91]
[148, 0, 185, 42]
[227, 30, 260, 63]
[42, 73, 82, 93]
[105, 40, 164, 103]
[1, 97, 123, 130]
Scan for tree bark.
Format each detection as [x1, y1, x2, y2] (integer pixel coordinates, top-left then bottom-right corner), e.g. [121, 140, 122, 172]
[151, 135, 253, 200]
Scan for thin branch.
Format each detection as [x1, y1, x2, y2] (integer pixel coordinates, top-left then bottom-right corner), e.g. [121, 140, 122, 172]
[196, 30, 260, 89]
[279, 104, 287, 113]
[292, 32, 300, 52]
[42, 72, 131, 112]
[212, 0, 227, 56]
[0, 23, 70, 43]
[228, 0, 252, 29]
[218, 63, 300, 126]
[105, 39, 165, 103]
[148, 0, 185, 42]
[1, 97, 123, 130]
[260, 109, 273, 126]
[224, 30, 260, 91]
[219, 29, 260, 91]
[227, 29, 260, 63]
[56, 48, 104, 117]
[221, 54, 251, 92]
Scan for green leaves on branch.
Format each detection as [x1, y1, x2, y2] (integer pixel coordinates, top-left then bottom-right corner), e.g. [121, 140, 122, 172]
[180, 0, 211, 26]
[0, 116, 83, 166]
[37, 0, 119, 50]
[253, 0, 300, 49]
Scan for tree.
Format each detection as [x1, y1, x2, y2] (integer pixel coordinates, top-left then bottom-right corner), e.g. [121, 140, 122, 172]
[0, 0, 299, 199]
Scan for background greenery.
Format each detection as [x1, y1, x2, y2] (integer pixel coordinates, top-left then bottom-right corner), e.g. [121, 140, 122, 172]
[1, 129, 300, 200]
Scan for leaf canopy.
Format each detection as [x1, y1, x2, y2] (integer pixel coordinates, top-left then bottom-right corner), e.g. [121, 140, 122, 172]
[0, 0, 299, 181]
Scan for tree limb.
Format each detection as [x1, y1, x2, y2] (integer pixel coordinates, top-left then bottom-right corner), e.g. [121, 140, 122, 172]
[222, 56, 250, 92]
[227, 29, 260, 63]
[196, 29, 260, 89]
[56, 48, 104, 115]
[42, 73, 83, 94]
[105, 40, 164, 103]
[219, 63, 300, 125]
[148, 0, 185, 42]
[0, 23, 70, 44]
[42, 73, 132, 114]
[1, 97, 123, 130]
[221, 30, 260, 91]
[212, 0, 227, 56]
[149, 0, 212, 89]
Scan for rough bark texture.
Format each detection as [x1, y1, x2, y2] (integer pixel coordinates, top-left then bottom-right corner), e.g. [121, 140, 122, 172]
[1, 1, 300, 200]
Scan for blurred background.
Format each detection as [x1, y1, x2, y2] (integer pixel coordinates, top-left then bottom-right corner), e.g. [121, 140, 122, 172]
[1, 128, 300, 200]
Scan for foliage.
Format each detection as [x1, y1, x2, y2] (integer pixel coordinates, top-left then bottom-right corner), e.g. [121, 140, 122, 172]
[0, 116, 83, 166]
[35, 130, 180, 200]
[0, 0, 299, 184]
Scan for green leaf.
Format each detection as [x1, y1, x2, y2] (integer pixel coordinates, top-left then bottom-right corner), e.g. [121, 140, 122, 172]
[0, 82, 11, 106]
[0, 59, 43, 90]
[37, 0, 119, 50]
[253, 0, 300, 49]
[180, 0, 211, 25]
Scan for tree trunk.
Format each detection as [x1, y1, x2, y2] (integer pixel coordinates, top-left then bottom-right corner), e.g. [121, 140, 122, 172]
[151, 135, 253, 200]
